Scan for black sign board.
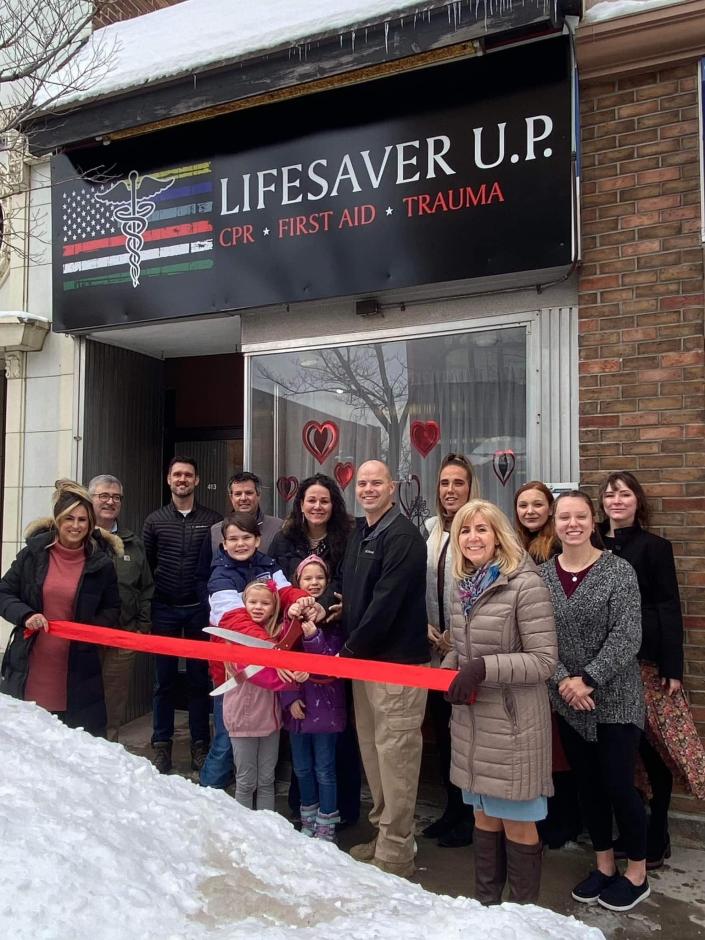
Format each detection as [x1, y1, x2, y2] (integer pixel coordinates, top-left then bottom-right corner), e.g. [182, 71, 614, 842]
[51, 37, 573, 333]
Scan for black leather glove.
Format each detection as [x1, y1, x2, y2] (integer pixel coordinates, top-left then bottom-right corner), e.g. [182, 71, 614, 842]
[445, 657, 486, 705]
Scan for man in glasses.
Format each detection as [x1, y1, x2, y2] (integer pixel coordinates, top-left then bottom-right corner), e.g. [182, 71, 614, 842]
[89, 474, 154, 742]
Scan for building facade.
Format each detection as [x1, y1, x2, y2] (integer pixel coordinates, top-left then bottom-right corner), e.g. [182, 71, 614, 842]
[0, 0, 703, 817]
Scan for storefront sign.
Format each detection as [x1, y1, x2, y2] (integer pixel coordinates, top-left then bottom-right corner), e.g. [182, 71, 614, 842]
[51, 37, 573, 332]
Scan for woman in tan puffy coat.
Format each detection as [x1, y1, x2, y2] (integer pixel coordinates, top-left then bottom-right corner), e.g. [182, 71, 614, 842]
[444, 499, 557, 905]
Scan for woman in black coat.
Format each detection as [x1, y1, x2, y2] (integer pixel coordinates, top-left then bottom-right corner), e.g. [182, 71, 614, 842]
[598, 470, 705, 869]
[0, 481, 121, 736]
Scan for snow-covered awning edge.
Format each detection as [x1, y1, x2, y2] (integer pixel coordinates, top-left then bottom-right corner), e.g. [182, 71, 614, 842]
[35, 0, 564, 115]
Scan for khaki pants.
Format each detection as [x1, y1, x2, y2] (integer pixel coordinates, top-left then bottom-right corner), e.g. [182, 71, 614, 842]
[353, 677, 428, 864]
[101, 647, 135, 742]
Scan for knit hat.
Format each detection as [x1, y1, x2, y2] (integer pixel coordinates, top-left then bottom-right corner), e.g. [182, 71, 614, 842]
[295, 554, 329, 584]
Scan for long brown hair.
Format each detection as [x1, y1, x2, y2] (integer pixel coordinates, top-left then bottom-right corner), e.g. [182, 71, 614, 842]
[597, 471, 650, 529]
[514, 481, 558, 563]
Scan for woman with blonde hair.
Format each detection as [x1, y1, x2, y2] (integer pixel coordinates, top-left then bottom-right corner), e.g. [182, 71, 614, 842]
[444, 499, 557, 904]
[0, 480, 121, 736]
[422, 453, 479, 847]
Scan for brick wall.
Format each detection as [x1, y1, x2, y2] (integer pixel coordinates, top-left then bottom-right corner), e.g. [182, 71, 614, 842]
[579, 62, 705, 815]
[94, 0, 183, 28]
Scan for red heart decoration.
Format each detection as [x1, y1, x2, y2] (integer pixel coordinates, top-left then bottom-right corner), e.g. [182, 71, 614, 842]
[492, 450, 516, 487]
[410, 420, 441, 458]
[276, 476, 298, 502]
[302, 420, 339, 465]
[334, 462, 355, 490]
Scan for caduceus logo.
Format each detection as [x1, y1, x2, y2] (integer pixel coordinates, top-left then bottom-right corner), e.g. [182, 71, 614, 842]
[95, 170, 175, 287]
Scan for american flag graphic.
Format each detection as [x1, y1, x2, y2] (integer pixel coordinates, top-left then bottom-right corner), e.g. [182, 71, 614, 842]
[60, 162, 214, 291]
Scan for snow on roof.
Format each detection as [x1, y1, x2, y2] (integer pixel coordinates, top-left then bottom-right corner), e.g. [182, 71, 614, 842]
[1, 696, 605, 939]
[582, 0, 687, 25]
[40, 0, 552, 111]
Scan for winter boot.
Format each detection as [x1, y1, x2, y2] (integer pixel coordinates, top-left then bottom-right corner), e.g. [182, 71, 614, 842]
[473, 828, 507, 905]
[300, 803, 319, 838]
[153, 741, 173, 774]
[190, 740, 209, 772]
[438, 808, 475, 848]
[350, 836, 378, 861]
[315, 809, 340, 842]
[506, 840, 543, 904]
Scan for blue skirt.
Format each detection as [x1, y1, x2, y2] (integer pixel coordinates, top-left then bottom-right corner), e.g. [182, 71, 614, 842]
[462, 789, 547, 822]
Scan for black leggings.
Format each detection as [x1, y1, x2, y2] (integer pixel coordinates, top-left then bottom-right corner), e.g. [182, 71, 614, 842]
[557, 716, 647, 861]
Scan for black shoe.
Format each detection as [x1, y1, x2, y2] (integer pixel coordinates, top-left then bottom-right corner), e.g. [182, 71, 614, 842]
[190, 740, 209, 772]
[598, 875, 650, 912]
[153, 741, 172, 774]
[571, 869, 620, 904]
[646, 835, 671, 871]
[422, 811, 459, 839]
[438, 817, 474, 848]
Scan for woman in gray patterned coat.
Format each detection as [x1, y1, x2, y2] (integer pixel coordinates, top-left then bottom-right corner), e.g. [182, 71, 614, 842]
[541, 490, 648, 914]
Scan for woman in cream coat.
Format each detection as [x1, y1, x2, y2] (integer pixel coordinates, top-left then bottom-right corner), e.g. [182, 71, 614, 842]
[444, 499, 557, 905]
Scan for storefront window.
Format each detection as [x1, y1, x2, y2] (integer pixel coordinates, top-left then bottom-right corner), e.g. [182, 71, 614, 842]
[249, 326, 526, 526]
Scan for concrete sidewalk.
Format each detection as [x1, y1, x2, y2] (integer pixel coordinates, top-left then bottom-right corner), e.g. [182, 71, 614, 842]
[119, 712, 705, 939]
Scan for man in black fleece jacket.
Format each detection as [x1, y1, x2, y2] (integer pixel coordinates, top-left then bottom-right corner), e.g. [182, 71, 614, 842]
[341, 460, 428, 878]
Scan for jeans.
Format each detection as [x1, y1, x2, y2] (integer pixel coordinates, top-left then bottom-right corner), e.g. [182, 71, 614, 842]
[151, 601, 211, 745]
[289, 732, 338, 814]
[200, 694, 234, 788]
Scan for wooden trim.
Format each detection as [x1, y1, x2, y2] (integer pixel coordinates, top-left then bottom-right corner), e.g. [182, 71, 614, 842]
[576, 0, 705, 80]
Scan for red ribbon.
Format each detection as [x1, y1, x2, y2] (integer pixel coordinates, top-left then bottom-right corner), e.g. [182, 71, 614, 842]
[47, 621, 456, 693]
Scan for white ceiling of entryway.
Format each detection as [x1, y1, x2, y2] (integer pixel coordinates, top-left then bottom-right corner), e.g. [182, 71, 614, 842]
[86, 314, 241, 359]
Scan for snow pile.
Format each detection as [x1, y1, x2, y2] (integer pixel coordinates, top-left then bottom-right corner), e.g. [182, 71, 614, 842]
[0, 695, 604, 940]
[39, 0, 550, 109]
[583, 0, 686, 25]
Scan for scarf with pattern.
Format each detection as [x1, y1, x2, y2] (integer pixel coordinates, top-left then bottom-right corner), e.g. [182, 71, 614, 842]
[458, 562, 501, 616]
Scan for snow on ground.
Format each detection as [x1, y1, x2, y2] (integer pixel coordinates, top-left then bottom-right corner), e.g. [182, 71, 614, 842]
[0, 695, 604, 940]
[583, 0, 687, 25]
[40, 0, 551, 109]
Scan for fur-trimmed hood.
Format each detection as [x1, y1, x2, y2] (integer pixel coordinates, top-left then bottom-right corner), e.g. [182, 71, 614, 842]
[23, 517, 124, 559]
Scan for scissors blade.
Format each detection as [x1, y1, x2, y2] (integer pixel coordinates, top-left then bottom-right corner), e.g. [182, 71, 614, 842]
[204, 625, 274, 648]
[209, 676, 237, 697]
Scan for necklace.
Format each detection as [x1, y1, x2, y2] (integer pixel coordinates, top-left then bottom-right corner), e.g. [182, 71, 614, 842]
[308, 533, 326, 547]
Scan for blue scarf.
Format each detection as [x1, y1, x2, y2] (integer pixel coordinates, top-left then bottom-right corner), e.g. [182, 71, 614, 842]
[458, 563, 501, 616]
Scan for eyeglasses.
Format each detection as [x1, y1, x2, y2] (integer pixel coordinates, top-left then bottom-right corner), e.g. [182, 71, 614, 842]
[96, 493, 122, 503]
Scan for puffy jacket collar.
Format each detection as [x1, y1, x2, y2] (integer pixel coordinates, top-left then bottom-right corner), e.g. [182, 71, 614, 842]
[212, 546, 274, 571]
[23, 517, 123, 564]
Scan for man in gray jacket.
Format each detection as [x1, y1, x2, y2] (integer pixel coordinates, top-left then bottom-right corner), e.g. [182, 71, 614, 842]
[89, 473, 154, 742]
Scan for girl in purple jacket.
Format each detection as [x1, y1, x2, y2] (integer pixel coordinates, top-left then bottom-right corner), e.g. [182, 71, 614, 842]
[280, 556, 347, 841]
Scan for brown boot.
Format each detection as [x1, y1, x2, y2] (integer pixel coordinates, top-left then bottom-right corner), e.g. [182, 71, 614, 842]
[473, 828, 506, 904]
[506, 840, 543, 904]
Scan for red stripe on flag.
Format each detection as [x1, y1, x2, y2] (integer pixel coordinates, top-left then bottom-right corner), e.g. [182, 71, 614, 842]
[45, 620, 455, 693]
[63, 220, 213, 258]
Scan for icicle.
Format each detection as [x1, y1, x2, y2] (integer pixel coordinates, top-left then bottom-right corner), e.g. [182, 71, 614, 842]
[351, 28, 356, 51]
[384, 20, 389, 54]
